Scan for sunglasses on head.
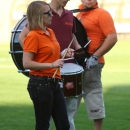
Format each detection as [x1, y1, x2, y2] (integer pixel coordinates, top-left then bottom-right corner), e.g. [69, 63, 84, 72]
[43, 10, 52, 16]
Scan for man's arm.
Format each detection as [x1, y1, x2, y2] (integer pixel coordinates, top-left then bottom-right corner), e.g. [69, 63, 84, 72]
[73, 34, 82, 50]
[93, 33, 117, 58]
[18, 27, 29, 48]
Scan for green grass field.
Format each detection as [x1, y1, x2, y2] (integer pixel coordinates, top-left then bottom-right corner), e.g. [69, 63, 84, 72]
[0, 40, 130, 130]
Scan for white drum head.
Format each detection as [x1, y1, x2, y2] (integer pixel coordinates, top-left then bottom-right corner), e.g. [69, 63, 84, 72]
[60, 63, 83, 75]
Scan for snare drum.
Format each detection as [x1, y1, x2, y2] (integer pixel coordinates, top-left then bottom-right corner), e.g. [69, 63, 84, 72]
[60, 63, 83, 97]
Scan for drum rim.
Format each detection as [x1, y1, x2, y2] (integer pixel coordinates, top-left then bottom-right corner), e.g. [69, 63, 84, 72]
[10, 16, 29, 77]
[60, 63, 84, 75]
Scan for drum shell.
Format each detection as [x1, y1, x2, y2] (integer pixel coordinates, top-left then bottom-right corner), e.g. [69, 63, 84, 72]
[61, 73, 83, 97]
[60, 63, 83, 97]
[9, 16, 29, 77]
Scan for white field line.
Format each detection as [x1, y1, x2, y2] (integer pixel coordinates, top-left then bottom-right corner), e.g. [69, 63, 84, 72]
[1, 64, 130, 73]
[0, 65, 16, 68]
[0, 57, 16, 68]
[103, 69, 130, 72]
[1, 58, 130, 72]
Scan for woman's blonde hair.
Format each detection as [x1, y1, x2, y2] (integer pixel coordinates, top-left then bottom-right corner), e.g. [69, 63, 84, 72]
[27, 1, 50, 30]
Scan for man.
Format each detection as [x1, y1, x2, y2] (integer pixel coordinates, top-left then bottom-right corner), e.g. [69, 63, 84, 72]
[18, 0, 81, 130]
[76, 0, 117, 130]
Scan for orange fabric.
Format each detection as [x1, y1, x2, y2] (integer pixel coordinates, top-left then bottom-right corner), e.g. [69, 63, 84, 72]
[76, 3, 116, 63]
[24, 28, 61, 78]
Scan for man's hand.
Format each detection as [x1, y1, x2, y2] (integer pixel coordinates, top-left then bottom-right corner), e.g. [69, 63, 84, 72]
[86, 55, 98, 69]
[61, 48, 74, 58]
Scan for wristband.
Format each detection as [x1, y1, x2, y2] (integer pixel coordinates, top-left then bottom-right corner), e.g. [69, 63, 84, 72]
[92, 55, 98, 60]
[52, 62, 54, 68]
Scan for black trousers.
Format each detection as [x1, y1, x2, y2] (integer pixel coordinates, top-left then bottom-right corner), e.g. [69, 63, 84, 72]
[27, 78, 70, 130]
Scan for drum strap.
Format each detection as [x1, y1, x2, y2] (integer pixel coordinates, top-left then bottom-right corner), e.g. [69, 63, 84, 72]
[71, 7, 98, 68]
[70, 7, 98, 13]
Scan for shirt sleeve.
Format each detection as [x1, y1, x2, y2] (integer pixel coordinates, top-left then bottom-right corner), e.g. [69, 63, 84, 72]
[98, 11, 116, 36]
[24, 33, 38, 53]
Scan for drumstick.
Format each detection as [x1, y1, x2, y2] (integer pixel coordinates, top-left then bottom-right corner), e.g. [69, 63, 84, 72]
[84, 40, 91, 48]
[52, 36, 75, 78]
[64, 57, 74, 61]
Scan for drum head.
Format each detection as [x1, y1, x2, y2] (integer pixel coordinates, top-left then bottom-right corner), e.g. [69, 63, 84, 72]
[60, 63, 83, 75]
[9, 15, 29, 77]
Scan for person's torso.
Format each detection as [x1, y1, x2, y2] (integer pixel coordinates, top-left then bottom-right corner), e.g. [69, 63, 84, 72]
[24, 29, 61, 78]
[76, 7, 116, 63]
[48, 8, 76, 63]
[49, 9, 75, 51]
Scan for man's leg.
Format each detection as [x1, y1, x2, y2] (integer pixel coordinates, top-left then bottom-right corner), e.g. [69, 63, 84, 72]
[65, 97, 78, 130]
[83, 87, 105, 130]
[83, 64, 105, 130]
[94, 118, 103, 130]
[76, 92, 84, 110]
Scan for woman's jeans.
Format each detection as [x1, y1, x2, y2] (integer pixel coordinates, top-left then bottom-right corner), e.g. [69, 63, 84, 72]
[27, 77, 70, 130]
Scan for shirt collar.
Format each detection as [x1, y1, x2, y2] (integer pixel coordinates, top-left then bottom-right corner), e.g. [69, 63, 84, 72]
[34, 28, 50, 35]
[51, 7, 68, 16]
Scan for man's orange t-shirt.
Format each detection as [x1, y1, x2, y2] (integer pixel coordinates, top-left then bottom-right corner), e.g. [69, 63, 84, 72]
[24, 28, 61, 79]
[76, 3, 116, 63]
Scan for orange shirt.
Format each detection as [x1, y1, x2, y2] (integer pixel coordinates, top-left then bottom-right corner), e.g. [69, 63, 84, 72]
[24, 28, 61, 78]
[76, 3, 116, 63]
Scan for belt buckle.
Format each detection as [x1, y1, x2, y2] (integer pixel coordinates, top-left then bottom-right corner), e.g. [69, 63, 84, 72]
[47, 77, 51, 81]
[52, 78, 55, 82]
[47, 77, 55, 82]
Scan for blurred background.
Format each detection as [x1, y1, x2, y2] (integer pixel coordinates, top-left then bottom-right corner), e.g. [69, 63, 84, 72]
[0, 0, 130, 44]
[0, 1, 130, 130]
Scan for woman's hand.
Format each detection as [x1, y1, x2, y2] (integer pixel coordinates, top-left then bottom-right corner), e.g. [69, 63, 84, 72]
[52, 59, 64, 68]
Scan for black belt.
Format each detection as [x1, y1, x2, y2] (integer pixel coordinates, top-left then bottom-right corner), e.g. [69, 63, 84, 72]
[30, 75, 60, 83]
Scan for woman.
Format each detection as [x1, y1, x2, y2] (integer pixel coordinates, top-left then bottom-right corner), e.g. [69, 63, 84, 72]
[23, 1, 70, 130]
